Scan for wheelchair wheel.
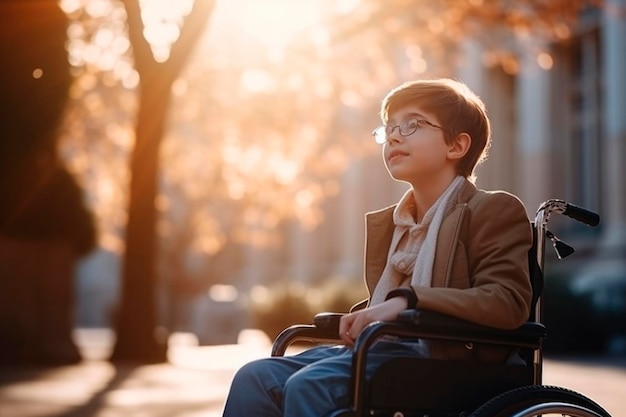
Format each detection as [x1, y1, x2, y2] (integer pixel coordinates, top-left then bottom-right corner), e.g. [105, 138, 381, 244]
[469, 385, 612, 417]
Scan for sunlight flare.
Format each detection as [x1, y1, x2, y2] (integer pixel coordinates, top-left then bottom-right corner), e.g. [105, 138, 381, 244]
[230, 0, 323, 48]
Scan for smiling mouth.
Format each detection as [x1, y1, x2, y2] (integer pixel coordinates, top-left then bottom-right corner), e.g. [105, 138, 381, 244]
[388, 151, 408, 161]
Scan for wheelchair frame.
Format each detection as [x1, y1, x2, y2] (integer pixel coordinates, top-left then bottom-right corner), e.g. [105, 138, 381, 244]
[271, 199, 611, 417]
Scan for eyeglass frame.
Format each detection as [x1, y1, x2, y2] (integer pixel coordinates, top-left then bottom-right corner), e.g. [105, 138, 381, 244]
[371, 117, 443, 144]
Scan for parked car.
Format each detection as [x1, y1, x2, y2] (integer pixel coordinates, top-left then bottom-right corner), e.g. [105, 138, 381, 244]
[543, 258, 626, 356]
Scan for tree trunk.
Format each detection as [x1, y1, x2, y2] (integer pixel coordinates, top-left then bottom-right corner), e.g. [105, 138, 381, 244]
[109, 77, 171, 362]
[109, 0, 215, 363]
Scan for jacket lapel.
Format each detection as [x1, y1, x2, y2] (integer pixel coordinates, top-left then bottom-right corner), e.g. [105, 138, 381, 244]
[364, 206, 395, 297]
[432, 203, 467, 287]
[432, 181, 477, 287]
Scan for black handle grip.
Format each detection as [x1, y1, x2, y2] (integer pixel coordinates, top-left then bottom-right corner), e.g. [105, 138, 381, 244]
[563, 203, 600, 227]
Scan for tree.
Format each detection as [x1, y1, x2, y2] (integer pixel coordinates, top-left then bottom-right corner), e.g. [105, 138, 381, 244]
[0, 0, 96, 364]
[106, 0, 216, 363]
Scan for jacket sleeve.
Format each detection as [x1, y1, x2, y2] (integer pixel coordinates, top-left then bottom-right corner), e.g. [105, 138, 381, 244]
[413, 192, 533, 329]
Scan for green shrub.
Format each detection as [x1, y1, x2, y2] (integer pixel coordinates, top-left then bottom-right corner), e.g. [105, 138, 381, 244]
[249, 279, 367, 341]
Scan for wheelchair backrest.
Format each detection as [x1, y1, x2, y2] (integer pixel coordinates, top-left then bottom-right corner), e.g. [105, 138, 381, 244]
[528, 223, 544, 322]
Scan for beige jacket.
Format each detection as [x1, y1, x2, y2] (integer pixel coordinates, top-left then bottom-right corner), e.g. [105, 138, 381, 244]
[363, 180, 533, 360]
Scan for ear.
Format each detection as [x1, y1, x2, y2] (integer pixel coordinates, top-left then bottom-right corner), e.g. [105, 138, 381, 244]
[447, 133, 471, 161]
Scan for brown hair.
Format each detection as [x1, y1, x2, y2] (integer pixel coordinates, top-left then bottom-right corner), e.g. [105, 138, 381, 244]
[380, 78, 491, 181]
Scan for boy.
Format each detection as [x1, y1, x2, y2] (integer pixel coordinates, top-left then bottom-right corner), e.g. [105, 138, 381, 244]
[222, 78, 533, 417]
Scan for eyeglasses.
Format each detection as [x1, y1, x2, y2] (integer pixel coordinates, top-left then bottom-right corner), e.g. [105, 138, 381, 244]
[372, 118, 443, 144]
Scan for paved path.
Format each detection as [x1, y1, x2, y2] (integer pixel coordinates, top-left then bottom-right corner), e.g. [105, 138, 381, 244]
[542, 355, 626, 416]
[0, 329, 276, 417]
[0, 329, 625, 417]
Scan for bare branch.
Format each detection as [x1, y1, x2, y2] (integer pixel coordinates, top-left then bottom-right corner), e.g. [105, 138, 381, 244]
[121, 0, 154, 74]
[168, 0, 217, 78]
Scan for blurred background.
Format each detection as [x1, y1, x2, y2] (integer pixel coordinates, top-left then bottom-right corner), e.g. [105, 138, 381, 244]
[0, 0, 624, 365]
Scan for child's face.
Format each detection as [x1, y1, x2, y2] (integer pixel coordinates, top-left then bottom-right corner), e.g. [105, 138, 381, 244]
[382, 105, 452, 187]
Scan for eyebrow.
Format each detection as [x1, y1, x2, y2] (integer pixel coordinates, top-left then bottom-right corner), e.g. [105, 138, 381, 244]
[388, 112, 429, 124]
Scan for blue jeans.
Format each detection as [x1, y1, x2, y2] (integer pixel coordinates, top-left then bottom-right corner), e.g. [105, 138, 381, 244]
[222, 340, 428, 417]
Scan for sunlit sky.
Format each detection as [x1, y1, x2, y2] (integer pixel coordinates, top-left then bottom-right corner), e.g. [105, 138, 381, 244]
[60, 0, 344, 62]
[221, 0, 325, 47]
[132, 0, 356, 62]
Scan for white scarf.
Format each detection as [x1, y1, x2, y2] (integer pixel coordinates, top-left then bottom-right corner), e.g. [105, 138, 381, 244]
[370, 176, 466, 305]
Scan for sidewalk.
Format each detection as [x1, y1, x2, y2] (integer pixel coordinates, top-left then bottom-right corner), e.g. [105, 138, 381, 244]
[0, 329, 273, 417]
[0, 329, 624, 417]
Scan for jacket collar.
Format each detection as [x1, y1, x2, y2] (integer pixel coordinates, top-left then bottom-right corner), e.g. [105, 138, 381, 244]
[364, 178, 479, 295]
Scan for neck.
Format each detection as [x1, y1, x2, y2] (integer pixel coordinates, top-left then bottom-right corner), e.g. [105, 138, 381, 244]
[410, 173, 462, 221]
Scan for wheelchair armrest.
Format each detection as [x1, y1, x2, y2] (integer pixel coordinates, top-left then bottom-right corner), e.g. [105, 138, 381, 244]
[271, 301, 370, 357]
[395, 309, 547, 348]
[271, 308, 547, 358]
[271, 312, 345, 357]
[313, 312, 343, 333]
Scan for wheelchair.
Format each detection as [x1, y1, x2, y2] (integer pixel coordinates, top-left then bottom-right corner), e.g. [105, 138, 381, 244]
[271, 199, 612, 417]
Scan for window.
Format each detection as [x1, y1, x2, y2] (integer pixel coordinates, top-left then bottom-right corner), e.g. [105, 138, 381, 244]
[554, 27, 603, 235]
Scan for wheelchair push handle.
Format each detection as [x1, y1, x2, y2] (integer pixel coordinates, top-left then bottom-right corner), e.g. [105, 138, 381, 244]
[535, 199, 600, 230]
[563, 202, 600, 227]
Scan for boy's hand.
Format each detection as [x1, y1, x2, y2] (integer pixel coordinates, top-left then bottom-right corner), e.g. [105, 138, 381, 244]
[338, 296, 408, 347]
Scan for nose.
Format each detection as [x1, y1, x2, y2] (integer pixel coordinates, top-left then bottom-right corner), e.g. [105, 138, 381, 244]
[386, 125, 403, 143]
